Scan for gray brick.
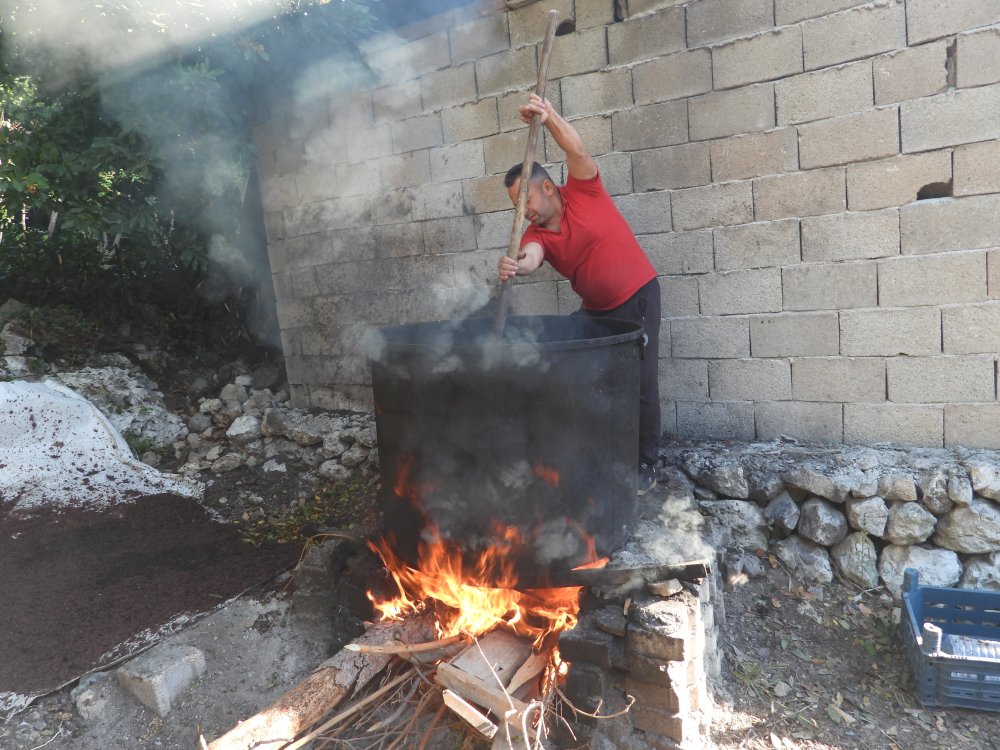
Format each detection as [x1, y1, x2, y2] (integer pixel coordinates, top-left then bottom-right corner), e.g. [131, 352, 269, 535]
[687, 0, 774, 46]
[900, 195, 1000, 255]
[802, 1, 906, 71]
[378, 150, 431, 190]
[332, 161, 381, 197]
[441, 98, 500, 143]
[476, 47, 537, 97]
[676, 401, 756, 441]
[847, 151, 952, 210]
[664, 359, 709, 400]
[776, 61, 873, 126]
[754, 168, 846, 221]
[546, 115, 613, 162]
[751, 312, 840, 356]
[561, 68, 634, 117]
[463, 173, 511, 214]
[798, 107, 900, 169]
[344, 125, 393, 163]
[945, 404, 1000, 449]
[958, 27, 1000, 88]
[955, 140, 1000, 196]
[545, 26, 608, 81]
[508, 0, 574, 48]
[577, 0, 616, 28]
[991, 249, 1000, 300]
[474, 209, 513, 250]
[366, 32, 451, 82]
[943, 303, 1000, 354]
[775, 0, 867, 24]
[710, 359, 792, 401]
[662, 275, 701, 316]
[510, 280, 561, 315]
[261, 174, 299, 210]
[421, 65, 477, 112]
[449, 13, 509, 64]
[901, 84, 1000, 152]
[671, 317, 750, 358]
[699, 268, 782, 315]
[673, 182, 754, 231]
[372, 80, 422, 124]
[593, 152, 634, 195]
[689, 85, 776, 141]
[756, 401, 844, 443]
[483, 131, 526, 175]
[879, 252, 987, 307]
[639, 230, 715, 275]
[874, 41, 949, 105]
[614, 191, 673, 234]
[557, 279, 583, 313]
[714, 28, 803, 90]
[792, 357, 886, 402]
[408, 181, 465, 221]
[711, 128, 799, 181]
[888, 356, 995, 403]
[633, 49, 713, 106]
[907, 0, 1000, 44]
[608, 6, 685, 65]
[611, 101, 688, 151]
[627, 0, 689, 16]
[801, 209, 900, 262]
[634, 143, 711, 191]
[844, 404, 943, 447]
[391, 113, 443, 153]
[429, 141, 486, 183]
[715, 219, 800, 271]
[840, 307, 941, 356]
[782, 261, 877, 310]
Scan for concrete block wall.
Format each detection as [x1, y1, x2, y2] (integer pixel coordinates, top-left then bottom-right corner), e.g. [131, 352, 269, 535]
[255, 0, 1000, 449]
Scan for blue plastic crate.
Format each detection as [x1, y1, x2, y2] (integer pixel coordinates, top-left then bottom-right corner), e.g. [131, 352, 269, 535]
[901, 568, 1000, 711]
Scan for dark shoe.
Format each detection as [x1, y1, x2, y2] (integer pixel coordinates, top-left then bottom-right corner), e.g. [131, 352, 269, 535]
[638, 462, 657, 496]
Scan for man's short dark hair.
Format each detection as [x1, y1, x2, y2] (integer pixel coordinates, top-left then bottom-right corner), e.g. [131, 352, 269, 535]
[504, 161, 554, 188]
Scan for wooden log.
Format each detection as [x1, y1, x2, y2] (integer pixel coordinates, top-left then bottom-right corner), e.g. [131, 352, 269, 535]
[206, 615, 435, 750]
[442, 689, 498, 739]
[436, 663, 534, 740]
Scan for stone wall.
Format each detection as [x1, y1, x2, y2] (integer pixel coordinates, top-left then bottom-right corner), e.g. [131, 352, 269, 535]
[254, 0, 1000, 449]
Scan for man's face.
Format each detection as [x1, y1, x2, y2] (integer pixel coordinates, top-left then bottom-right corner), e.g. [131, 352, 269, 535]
[508, 178, 556, 227]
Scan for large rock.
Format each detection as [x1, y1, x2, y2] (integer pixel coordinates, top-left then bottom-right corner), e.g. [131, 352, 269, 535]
[878, 545, 961, 600]
[845, 496, 889, 537]
[763, 491, 799, 536]
[797, 498, 848, 546]
[773, 536, 833, 584]
[885, 502, 937, 545]
[685, 456, 750, 499]
[116, 644, 206, 717]
[965, 459, 1000, 501]
[933, 499, 1000, 553]
[948, 472, 973, 506]
[783, 467, 850, 504]
[960, 552, 1000, 590]
[831, 533, 879, 589]
[919, 469, 952, 515]
[878, 471, 918, 503]
[698, 499, 767, 551]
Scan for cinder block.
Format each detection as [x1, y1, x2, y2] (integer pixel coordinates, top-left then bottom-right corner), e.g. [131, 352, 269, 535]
[546, 115, 613, 162]
[945, 404, 1000, 449]
[847, 151, 952, 210]
[576, 0, 615, 28]
[628, 0, 688, 16]
[798, 108, 900, 169]
[333, 162, 381, 198]
[557, 279, 583, 313]
[390, 113, 442, 154]
[508, 0, 574, 48]
[614, 191, 673, 234]
[878, 252, 988, 307]
[561, 68, 635, 117]
[662, 399, 679, 435]
[474, 209, 513, 250]
[901, 85, 1000, 152]
[673, 182, 754, 231]
[476, 47, 537, 97]
[711, 128, 799, 182]
[368, 188, 416, 226]
[699, 268, 782, 315]
[900, 195, 1000, 255]
[689, 85, 776, 141]
[441, 98, 500, 143]
[429, 141, 485, 183]
[776, 61, 873, 126]
[117, 645, 206, 717]
[802, 1, 906, 71]
[422, 216, 476, 253]
[372, 80, 422, 124]
[710, 359, 791, 401]
[627, 675, 700, 714]
[409, 181, 464, 221]
[463, 173, 511, 214]
[792, 357, 886, 402]
[378, 150, 431, 190]
[611, 101, 688, 151]
[844, 403, 943, 447]
[755, 401, 844, 443]
[661, 275, 700, 317]
[670, 317, 750, 358]
[344, 125, 393, 163]
[874, 41, 949, 105]
[776, 0, 868, 25]
[509, 280, 561, 315]
[782, 261, 877, 310]
[943, 303, 1000, 354]
[714, 219, 800, 271]
[608, 6, 685, 65]
[633, 49, 713, 106]
[888, 356, 995, 403]
[261, 175, 299, 211]
[498, 86, 563, 133]
[482, 131, 526, 175]
[687, 0, 773, 46]
[366, 32, 451, 82]
[801, 209, 900, 262]
[676, 400, 756, 441]
[750, 312, 840, 357]
[954, 140, 1000, 196]
[421, 65, 477, 112]
[991, 249, 1000, 299]
[754, 168, 846, 221]
[713, 28, 803, 90]
[840, 307, 941, 356]
[664, 358, 709, 400]
[907, 0, 1000, 45]
[593, 152, 634, 196]
[640, 230, 714, 275]
[449, 13, 509, 65]
[634, 143, 711, 191]
[958, 27, 1000, 88]
[546, 26, 608, 80]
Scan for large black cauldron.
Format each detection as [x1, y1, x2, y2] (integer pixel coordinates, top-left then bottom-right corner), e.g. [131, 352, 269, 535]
[369, 315, 641, 581]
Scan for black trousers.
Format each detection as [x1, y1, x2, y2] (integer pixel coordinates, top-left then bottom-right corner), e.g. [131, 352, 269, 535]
[572, 277, 661, 466]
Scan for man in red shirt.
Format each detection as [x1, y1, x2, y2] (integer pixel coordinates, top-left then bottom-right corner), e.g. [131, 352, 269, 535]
[498, 94, 661, 495]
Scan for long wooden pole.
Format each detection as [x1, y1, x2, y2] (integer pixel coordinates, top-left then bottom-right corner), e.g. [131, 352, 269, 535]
[492, 10, 559, 339]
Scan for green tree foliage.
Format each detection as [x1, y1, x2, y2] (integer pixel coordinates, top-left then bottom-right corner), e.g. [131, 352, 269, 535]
[0, 1, 375, 351]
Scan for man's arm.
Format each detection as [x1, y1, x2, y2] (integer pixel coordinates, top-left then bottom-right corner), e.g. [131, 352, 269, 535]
[498, 242, 544, 282]
[518, 94, 597, 181]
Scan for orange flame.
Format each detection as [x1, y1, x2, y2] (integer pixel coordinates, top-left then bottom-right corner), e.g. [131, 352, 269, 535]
[532, 462, 561, 487]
